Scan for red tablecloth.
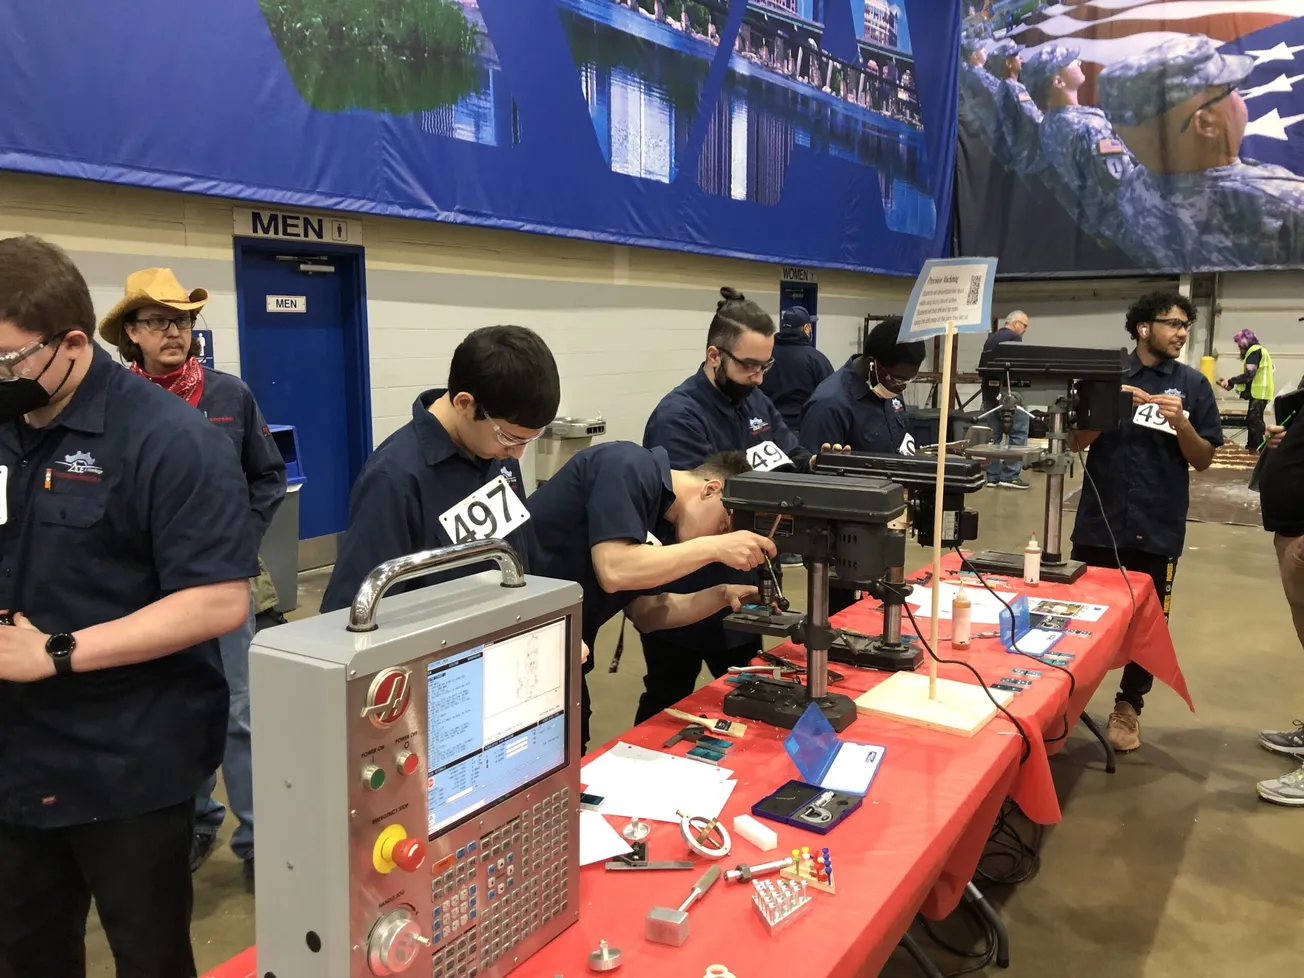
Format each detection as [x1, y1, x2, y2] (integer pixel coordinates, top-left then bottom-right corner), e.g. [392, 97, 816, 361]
[204, 559, 1191, 978]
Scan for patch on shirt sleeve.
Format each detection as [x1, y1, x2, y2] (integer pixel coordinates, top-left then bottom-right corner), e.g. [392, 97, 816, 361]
[1096, 138, 1125, 156]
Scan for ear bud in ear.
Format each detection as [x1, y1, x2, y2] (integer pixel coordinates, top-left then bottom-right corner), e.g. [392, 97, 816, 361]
[1140, 327, 1149, 337]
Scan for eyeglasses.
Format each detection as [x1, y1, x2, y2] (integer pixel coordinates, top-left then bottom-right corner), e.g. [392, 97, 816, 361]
[1151, 317, 1191, 331]
[130, 314, 195, 332]
[719, 348, 775, 375]
[0, 332, 65, 381]
[1180, 85, 1235, 133]
[486, 416, 544, 448]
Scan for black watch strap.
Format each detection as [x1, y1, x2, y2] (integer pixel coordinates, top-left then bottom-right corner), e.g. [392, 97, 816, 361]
[45, 633, 76, 676]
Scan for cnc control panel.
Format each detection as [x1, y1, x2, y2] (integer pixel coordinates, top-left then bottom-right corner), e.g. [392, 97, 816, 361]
[251, 565, 583, 978]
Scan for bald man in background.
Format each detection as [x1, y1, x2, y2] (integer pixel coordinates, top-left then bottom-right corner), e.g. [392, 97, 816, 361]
[981, 311, 1032, 489]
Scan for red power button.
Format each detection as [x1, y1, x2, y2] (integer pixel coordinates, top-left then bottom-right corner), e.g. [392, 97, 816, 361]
[392, 837, 427, 874]
[396, 749, 420, 777]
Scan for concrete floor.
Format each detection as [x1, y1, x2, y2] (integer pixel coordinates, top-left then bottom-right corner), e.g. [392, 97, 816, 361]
[83, 472, 1304, 977]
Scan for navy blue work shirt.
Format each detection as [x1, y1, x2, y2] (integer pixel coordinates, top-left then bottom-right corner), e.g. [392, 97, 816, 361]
[1072, 353, 1223, 558]
[321, 390, 535, 613]
[760, 327, 834, 435]
[528, 442, 675, 659]
[641, 368, 807, 652]
[198, 367, 286, 549]
[0, 346, 258, 828]
[799, 356, 915, 456]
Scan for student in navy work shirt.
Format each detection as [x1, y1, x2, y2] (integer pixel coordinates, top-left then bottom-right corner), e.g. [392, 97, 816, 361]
[0, 236, 258, 978]
[321, 325, 559, 614]
[761, 306, 833, 437]
[800, 316, 926, 458]
[1070, 291, 1221, 754]
[98, 267, 287, 883]
[638, 287, 812, 725]
[529, 442, 775, 750]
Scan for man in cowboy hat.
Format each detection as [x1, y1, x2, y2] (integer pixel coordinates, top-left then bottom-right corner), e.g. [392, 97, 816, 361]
[100, 268, 286, 884]
[0, 237, 256, 976]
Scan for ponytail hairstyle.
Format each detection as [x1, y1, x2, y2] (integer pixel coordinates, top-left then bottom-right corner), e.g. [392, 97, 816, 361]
[706, 287, 776, 352]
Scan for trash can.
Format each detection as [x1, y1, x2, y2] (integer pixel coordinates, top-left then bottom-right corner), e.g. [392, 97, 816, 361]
[264, 425, 304, 613]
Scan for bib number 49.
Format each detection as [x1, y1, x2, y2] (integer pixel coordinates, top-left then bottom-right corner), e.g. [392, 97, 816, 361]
[746, 441, 792, 472]
[438, 475, 530, 545]
[1132, 402, 1188, 436]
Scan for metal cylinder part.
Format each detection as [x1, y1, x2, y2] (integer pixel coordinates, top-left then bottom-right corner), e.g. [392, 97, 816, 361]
[882, 565, 904, 645]
[1043, 411, 1066, 563]
[587, 939, 623, 972]
[806, 560, 830, 698]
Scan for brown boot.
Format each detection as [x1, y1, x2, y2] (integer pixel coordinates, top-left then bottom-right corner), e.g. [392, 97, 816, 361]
[1107, 701, 1141, 752]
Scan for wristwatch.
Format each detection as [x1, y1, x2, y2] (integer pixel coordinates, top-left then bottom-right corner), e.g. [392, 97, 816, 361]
[45, 633, 76, 676]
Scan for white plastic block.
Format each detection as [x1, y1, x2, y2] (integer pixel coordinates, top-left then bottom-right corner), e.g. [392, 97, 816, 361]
[733, 814, 777, 852]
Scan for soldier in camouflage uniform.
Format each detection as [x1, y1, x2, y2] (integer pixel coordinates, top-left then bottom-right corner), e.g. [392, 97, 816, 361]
[1022, 43, 1135, 243]
[959, 37, 1002, 151]
[1098, 34, 1304, 270]
[991, 38, 1044, 178]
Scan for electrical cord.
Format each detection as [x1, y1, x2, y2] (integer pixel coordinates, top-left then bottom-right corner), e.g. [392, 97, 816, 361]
[975, 798, 1043, 886]
[918, 902, 999, 977]
[901, 600, 1032, 766]
[1076, 450, 1138, 622]
[951, 549, 1076, 745]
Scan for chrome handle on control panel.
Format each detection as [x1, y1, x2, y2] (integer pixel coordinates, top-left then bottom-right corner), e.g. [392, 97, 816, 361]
[348, 539, 526, 632]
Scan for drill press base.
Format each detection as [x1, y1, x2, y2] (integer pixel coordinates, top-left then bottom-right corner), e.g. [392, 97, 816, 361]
[965, 550, 1086, 585]
[829, 634, 923, 673]
[722, 682, 857, 732]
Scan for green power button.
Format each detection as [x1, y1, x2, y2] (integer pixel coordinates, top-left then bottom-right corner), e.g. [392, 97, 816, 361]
[363, 763, 386, 791]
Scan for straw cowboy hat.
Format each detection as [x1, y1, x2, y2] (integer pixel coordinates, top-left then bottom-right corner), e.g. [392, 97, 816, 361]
[98, 268, 208, 346]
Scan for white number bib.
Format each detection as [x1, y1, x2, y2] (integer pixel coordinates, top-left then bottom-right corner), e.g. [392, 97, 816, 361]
[746, 440, 792, 472]
[0, 465, 6, 525]
[1132, 402, 1188, 436]
[438, 475, 530, 545]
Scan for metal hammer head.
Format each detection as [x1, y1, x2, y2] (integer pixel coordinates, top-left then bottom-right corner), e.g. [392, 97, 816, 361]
[645, 907, 689, 946]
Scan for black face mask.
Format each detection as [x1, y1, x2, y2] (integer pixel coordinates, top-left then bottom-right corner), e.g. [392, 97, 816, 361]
[0, 337, 73, 425]
[713, 361, 757, 405]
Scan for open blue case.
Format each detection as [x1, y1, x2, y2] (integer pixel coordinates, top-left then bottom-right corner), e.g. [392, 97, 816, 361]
[998, 594, 1063, 657]
[783, 702, 886, 797]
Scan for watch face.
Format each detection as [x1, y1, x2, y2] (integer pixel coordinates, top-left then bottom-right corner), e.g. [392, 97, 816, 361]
[47, 633, 74, 656]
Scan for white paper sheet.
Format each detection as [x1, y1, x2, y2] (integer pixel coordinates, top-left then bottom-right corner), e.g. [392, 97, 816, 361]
[580, 741, 733, 785]
[1005, 628, 1062, 656]
[1028, 599, 1109, 623]
[820, 742, 887, 796]
[580, 742, 737, 823]
[578, 811, 633, 867]
[906, 582, 1019, 624]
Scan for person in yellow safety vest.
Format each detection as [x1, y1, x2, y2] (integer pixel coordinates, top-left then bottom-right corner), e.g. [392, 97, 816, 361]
[1219, 329, 1275, 451]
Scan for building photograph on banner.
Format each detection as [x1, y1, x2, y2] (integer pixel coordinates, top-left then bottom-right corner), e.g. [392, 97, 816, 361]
[0, 0, 959, 275]
[955, 1, 1304, 275]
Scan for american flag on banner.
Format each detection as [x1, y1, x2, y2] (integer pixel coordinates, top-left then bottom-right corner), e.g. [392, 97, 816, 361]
[976, 1, 1304, 173]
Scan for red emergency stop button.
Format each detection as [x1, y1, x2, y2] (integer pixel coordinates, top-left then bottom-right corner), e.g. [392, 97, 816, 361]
[396, 749, 420, 777]
[393, 837, 427, 874]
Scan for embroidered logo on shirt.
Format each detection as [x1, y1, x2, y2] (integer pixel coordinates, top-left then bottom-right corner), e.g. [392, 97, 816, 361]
[499, 465, 518, 485]
[892, 398, 904, 412]
[56, 451, 103, 477]
[1163, 388, 1184, 400]
[208, 416, 235, 424]
[748, 417, 770, 433]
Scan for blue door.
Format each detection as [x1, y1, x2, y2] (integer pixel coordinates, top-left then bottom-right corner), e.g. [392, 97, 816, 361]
[235, 246, 370, 546]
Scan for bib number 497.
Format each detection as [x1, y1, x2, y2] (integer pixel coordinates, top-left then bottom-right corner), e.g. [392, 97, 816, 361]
[1132, 402, 1188, 436]
[746, 440, 792, 472]
[438, 475, 530, 545]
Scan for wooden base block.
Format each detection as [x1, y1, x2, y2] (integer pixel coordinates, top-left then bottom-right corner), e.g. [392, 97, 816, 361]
[853, 672, 1012, 738]
[780, 866, 836, 895]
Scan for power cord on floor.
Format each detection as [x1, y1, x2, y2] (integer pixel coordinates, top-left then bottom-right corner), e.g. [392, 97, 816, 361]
[901, 600, 1032, 766]
[1077, 451, 1138, 622]
[918, 901, 999, 977]
[975, 798, 1043, 886]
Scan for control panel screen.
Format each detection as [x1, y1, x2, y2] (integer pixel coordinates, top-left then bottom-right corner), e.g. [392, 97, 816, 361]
[427, 618, 568, 836]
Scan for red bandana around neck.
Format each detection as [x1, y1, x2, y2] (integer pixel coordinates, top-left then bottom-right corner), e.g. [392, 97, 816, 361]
[131, 356, 206, 407]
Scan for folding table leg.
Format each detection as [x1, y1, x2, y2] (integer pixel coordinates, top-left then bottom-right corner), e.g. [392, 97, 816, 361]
[964, 882, 1010, 968]
[1078, 713, 1117, 774]
[899, 932, 946, 978]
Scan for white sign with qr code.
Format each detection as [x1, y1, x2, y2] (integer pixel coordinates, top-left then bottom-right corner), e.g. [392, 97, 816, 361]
[901, 257, 998, 339]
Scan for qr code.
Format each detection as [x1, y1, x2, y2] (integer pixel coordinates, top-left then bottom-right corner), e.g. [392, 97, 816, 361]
[966, 275, 982, 304]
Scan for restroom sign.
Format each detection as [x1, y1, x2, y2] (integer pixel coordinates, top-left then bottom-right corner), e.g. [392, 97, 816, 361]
[266, 295, 307, 313]
[234, 207, 363, 244]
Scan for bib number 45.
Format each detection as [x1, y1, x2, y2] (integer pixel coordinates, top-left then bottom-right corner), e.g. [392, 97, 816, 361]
[438, 475, 530, 545]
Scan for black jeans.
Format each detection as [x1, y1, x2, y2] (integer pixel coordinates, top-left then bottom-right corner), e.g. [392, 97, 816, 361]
[1071, 544, 1178, 716]
[1247, 398, 1268, 451]
[0, 800, 196, 978]
[634, 633, 762, 725]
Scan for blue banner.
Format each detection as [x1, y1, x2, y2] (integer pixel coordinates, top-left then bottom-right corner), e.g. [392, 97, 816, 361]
[0, 0, 959, 275]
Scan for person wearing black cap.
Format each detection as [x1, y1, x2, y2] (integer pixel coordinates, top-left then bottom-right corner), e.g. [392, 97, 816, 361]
[761, 306, 833, 439]
[799, 315, 926, 615]
[636, 288, 813, 725]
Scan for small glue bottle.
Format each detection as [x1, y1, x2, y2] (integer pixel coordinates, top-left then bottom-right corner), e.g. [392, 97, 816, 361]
[952, 588, 972, 650]
[1024, 533, 1042, 587]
